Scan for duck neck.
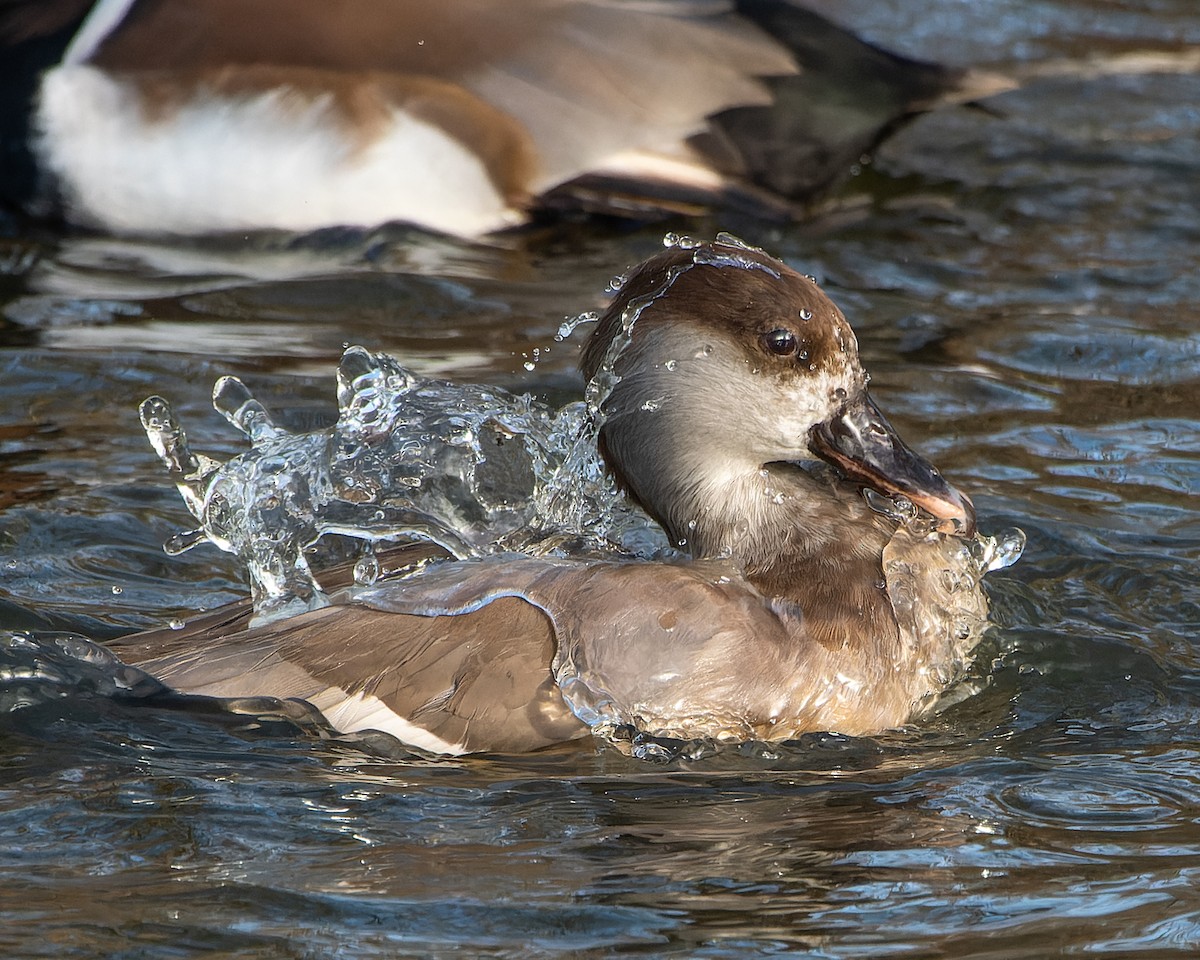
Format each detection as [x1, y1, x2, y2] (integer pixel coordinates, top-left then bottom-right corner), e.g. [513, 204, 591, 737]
[603, 408, 895, 597]
[595, 322, 898, 639]
[693, 460, 905, 654]
[675, 456, 891, 579]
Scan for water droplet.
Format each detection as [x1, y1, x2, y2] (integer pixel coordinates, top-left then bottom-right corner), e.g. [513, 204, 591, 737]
[523, 361, 536, 372]
[354, 553, 380, 585]
[864, 488, 917, 524]
[663, 359, 677, 371]
[556, 311, 598, 342]
[111, 585, 123, 596]
[663, 232, 701, 250]
[212, 376, 282, 443]
[164, 527, 209, 556]
[169, 618, 185, 631]
[798, 308, 813, 321]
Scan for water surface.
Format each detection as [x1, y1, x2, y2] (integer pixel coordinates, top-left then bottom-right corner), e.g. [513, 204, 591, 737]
[2, 1, 1200, 956]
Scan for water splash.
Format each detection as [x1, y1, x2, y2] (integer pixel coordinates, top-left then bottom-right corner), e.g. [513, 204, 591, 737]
[143, 383, 332, 623]
[555, 310, 598, 342]
[140, 236, 791, 621]
[141, 345, 674, 624]
[692, 232, 782, 278]
[0, 630, 168, 713]
[885, 521, 1025, 717]
[139, 235, 1023, 644]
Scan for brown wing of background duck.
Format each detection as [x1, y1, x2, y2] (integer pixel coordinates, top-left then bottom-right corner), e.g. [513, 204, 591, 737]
[0, 0, 1010, 235]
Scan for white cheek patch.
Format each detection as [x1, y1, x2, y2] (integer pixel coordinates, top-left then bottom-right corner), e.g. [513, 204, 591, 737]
[775, 367, 858, 458]
[637, 329, 861, 464]
[35, 66, 522, 237]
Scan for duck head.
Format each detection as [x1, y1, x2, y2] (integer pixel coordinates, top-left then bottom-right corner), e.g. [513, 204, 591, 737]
[581, 238, 974, 581]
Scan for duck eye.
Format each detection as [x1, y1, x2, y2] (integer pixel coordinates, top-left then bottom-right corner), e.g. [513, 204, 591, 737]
[762, 328, 798, 356]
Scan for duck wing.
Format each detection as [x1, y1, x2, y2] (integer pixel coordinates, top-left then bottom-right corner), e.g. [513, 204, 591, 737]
[116, 595, 587, 755]
[11, 0, 1012, 231]
[355, 556, 823, 742]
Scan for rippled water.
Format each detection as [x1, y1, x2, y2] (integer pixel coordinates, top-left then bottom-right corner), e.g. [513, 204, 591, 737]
[2, 1, 1200, 956]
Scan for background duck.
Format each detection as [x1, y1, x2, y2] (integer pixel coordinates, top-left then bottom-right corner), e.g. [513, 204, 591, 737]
[111, 237, 1010, 755]
[0, 0, 1011, 236]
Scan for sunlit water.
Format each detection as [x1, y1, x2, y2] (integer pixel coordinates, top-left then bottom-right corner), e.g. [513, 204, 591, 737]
[2, 1, 1199, 956]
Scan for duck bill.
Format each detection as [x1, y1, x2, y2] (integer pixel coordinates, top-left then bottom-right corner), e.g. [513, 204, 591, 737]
[809, 392, 976, 537]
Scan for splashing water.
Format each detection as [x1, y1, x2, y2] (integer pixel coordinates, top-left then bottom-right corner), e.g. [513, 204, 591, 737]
[0, 630, 168, 714]
[140, 238, 1022, 645]
[854, 481, 1025, 713]
[139, 239, 774, 622]
[555, 310, 598, 342]
[692, 232, 783, 278]
[142, 346, 664, 624]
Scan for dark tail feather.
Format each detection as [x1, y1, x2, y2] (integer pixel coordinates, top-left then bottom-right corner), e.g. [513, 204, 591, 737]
[695, 0, 1014, 200]
[0, 0, 92, 217]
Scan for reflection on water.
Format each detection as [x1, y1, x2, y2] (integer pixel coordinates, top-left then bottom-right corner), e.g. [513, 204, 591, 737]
[3, 0, 1200, 956]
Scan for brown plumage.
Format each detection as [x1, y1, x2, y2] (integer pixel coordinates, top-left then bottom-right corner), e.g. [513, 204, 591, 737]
[1, 0, 1013, 234]
[113, 237, 993, 755]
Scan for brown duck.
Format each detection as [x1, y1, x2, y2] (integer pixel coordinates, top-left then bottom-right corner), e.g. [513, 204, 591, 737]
[112, 237, 1004, 755]
[1, 0, 1010, 235]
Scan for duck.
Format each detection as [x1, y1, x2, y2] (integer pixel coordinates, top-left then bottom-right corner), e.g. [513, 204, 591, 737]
[0, 0, 1011, 236]
[109, 235, 1011, 756]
